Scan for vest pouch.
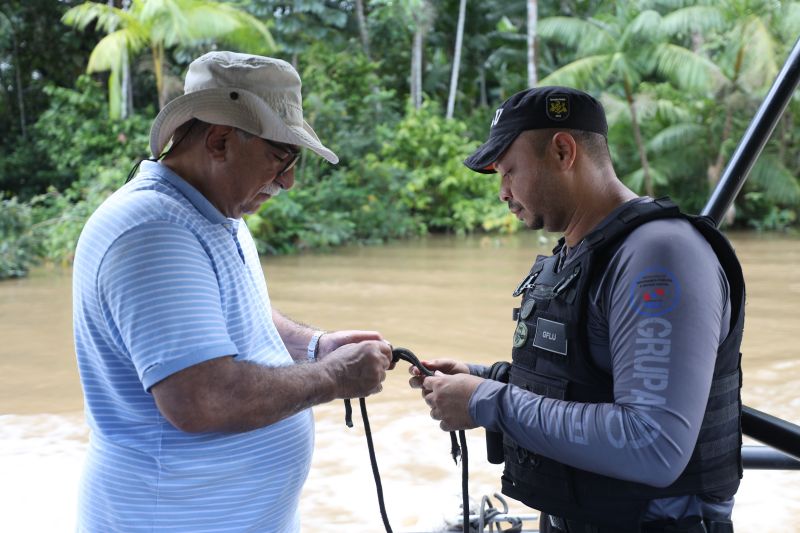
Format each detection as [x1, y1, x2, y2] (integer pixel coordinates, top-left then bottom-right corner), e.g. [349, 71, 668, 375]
[509, 362, 569, 400]
[503, 364, 574, 503]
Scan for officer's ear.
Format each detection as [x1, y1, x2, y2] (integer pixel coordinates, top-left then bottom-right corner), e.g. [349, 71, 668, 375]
[551, 131, 577, 169]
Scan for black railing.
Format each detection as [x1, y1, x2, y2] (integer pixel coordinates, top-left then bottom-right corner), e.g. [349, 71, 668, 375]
[701, 34, 800, 464]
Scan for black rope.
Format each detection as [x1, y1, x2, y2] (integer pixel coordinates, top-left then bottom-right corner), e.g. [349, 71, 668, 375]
[459, 429, 469, 533]
[359, 396, 393, 532]
[345, 347, 470, 533]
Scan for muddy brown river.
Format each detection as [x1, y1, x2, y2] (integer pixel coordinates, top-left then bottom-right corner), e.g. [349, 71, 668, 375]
[1, 232, 798, 532]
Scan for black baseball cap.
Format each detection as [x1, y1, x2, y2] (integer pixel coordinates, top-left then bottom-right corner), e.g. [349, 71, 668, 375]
[464, 86, 608, 174]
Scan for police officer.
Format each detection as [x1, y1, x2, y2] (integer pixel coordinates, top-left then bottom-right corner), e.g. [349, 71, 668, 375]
[410, 87, 743, 533]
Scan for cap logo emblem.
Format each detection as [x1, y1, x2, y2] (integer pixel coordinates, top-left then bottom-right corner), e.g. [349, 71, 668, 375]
[546, 95, 569, 121]
[491, 108, 504, 128]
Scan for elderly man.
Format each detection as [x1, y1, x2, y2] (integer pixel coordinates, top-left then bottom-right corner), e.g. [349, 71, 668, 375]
[72, 51, 392, 532]
[412, 87, 743, 533]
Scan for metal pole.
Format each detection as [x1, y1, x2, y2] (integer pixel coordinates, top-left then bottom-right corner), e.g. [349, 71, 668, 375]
[742, 406, 800, 462]
[701, 35, 800, 224]
[742, 445, 800, 470]
[700, 36, 800, 462]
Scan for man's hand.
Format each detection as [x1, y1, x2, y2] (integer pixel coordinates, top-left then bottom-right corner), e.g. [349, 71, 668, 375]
[408, 358, 470, 389]
[322, 340, 393, 399]
[421, 372, 484, 432]
[317, 330, 384, 360]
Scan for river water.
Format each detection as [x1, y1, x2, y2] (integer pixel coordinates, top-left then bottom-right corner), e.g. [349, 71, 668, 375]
[1, 232, 799, 532]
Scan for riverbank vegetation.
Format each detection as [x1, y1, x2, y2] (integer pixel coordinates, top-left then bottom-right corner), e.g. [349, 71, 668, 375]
[1, 0, 799, 279]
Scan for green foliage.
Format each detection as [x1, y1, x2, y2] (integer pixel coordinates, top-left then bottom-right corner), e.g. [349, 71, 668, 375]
[31, 166, 128, 265]
[1, 75, 150, 198]
[3, 0, 800, 277]
[379, 101, 512, 233]
[0, 197, 40, 279]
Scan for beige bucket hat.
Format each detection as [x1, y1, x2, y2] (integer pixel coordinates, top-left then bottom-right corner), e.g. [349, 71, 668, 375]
[149, 51, 338, 164]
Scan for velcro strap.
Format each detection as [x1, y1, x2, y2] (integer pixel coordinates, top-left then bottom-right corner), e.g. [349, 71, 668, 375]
[698, 433, 740, 460]
[701, 403, 740, 430]
[709, 371, 740, 397]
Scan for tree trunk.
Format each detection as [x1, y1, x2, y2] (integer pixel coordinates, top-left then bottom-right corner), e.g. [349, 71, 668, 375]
[624, 78, 653, 197]
[527, 0, 538, 88]
[120, 0, 133, 118]
[153, 42, 166, 109]
[10, 26, 26, 138]
[355, 0, 371, 59]
[121, 48, 132, 119]
[479, 66, 487, 107]
[446, 0, 467, 119]
[411, 27, 423, 109]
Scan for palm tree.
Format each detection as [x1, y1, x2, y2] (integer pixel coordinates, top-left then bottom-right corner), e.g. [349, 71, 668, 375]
[657, 0, 799, 221]
[537, 4, 720, 197]
[63, 0, 274, 118]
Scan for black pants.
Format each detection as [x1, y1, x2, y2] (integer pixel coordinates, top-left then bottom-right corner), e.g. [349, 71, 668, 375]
[539, 513, 734, 533]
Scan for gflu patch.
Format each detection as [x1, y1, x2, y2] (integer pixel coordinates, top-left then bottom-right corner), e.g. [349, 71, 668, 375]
[628, 267, 681, 317]
[546, 94, 570, 121]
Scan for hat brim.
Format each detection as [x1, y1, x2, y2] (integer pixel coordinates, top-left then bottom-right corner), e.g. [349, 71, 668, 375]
[463, 130, 520, 174]
[149, 87, 339, 164]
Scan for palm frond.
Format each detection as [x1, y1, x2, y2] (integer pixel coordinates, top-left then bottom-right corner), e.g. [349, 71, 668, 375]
[749, 155, 800, 205]
[660, 6, 724, 37]
[538, 16, 614, 55]
[654, 98, 693, 123]
[600, 93, 629, 124]
[62, 2, 127, 33]
[625, 10, 663, 43]
[187, 4, 275, 50]
[147, 1, 193, 47]
[86, 30, 146, 72]
[647, 123, 706, 153]
[654, 43, 719, 92]
[539, 55, 610, 89]
[738, 16, 778, 92]
[607, 52, 641, 87]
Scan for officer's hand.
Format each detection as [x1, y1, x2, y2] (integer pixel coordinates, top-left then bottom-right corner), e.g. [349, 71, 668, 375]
[422, 372, 483, 432]
[408, 359, 470, 390]
[323, 340, 392, 399]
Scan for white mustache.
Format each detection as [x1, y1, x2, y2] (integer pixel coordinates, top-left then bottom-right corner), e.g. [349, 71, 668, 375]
[260, 182, 282, 197]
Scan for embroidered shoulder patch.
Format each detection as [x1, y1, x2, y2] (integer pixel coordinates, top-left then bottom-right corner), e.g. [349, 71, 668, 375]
[628, 267, 681, 317]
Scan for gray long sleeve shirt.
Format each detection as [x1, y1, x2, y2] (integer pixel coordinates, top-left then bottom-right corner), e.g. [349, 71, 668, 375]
[468, 211, 734, 520]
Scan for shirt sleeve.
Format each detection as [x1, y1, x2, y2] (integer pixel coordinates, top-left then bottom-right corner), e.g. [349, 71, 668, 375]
[98, 221, 239, 391]
[470, 220, 731, 487]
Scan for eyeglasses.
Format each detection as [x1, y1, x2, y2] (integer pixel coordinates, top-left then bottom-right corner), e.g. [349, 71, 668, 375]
[264, 139, 301, 177]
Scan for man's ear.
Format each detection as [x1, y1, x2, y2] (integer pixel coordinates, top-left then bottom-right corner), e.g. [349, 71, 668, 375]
[551, 131, 577, 168]
[205, 125, 235, 160]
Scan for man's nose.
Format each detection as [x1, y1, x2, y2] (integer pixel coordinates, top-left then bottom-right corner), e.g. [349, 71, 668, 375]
[277, 168, 295, 191]
[498, 177, 511, 202]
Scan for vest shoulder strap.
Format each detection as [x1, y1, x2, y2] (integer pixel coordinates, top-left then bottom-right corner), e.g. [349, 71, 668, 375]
[584, 197, 681, 252]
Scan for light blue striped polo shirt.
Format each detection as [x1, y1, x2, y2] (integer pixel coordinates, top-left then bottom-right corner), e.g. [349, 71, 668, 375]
[72, 161, 314, 532]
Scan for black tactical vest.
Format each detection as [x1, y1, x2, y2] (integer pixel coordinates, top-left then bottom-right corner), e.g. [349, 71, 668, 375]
[500, 198, 745, 531]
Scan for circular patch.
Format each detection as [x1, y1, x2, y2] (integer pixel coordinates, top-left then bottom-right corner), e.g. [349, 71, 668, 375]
[520, 299, 537, 320]
[513, 321, 528, 348]
[628, 267, 681, 317]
